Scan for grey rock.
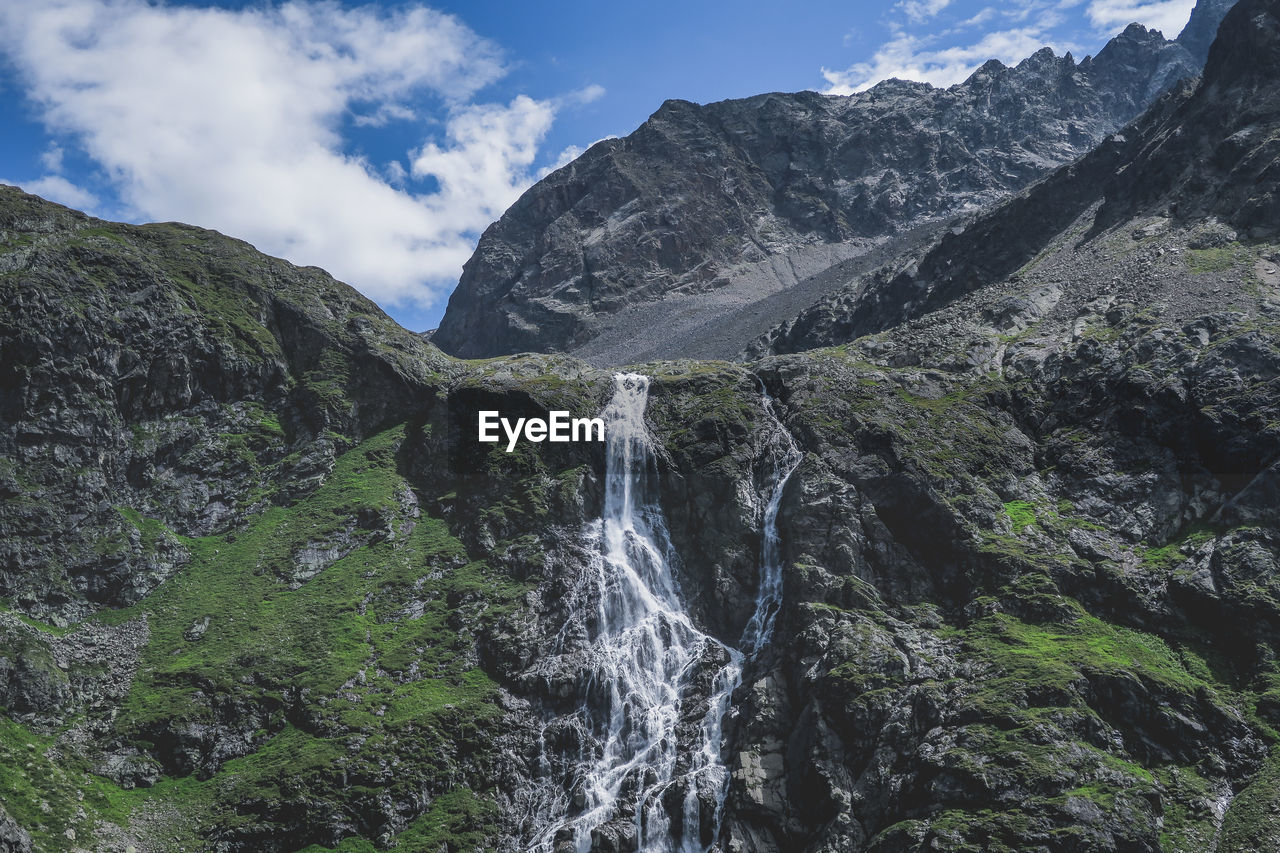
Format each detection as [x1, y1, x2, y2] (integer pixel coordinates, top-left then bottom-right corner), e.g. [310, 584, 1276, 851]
[0, 805, 32, 853]
[432, 9, 1229, 363]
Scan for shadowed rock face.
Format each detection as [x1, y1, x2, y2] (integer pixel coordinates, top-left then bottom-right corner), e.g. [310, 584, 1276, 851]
[1093, 0, 1280, 234]
[430, 11, 1227, 362]
[0, 190, 450, 619]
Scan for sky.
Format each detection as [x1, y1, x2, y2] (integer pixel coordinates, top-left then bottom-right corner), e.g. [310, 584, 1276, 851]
[0, 0, 1198, 332]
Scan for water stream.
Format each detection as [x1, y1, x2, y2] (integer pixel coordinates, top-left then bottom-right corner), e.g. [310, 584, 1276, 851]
[697, 381, 802, 845]
[530, 373, 801, 852]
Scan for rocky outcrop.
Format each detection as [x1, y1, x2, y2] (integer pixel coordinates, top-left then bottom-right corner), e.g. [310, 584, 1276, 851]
[0, 188, 449, 620]
[0, 188, 511, 850]
[1094, 0, 1280, 235]
[717, 315, 1280, 848]
[703, 4, 1280, 849]
[0, 806, 32, 853]
[430, 7, 1230, 362]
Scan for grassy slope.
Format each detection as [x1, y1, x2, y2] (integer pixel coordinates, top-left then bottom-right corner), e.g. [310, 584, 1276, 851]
[1, 423, 535, 851]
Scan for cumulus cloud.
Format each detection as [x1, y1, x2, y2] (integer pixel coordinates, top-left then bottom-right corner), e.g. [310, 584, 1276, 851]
[0, 0, 585, 310]
[412, 95, 557, 234]
[569, 84, 608, 106]
[1086, 0, 1195, 36]
[39, 144, 65, 173]
[822, 27, 1059, 93]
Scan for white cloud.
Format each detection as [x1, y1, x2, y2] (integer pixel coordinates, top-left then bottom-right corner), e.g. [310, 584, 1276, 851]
[571, 84, 607, 105]
[39, 143, 64, 173]
[822, 27, 1059, 93]
[898, 0, 952, 24]
[351, 103, 418, 128]
[412, 95, 556, 234]
[956, 7, 998, 29]
[1, 175, 99, 211]
[1086, 0, 1195, 36]
[385, 159, 408, 186]
[0, 0, 584, 310]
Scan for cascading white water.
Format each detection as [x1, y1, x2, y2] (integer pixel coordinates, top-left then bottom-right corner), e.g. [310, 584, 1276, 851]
[737, 383, 803, 657]
[531, 372, 714, 852]
[692, 380, 803, 847]
[529, 373, 801, 853]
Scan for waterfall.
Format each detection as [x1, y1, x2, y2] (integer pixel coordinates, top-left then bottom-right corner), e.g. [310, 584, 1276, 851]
[697, 381, 802, 846]
[736, 382, 803, 657]
[528, 373, 801, 853]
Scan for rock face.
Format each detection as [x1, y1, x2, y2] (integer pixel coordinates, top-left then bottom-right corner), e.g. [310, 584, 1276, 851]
[712, 2, 1280, 848]
[0, 193, 446, 621]
[9, 0, 1280, 851]
[430, 9, 1227, 362]
[1177, 0, 1240, 62]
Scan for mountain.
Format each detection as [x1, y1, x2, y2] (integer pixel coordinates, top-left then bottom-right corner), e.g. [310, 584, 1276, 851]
[8, 0, 1280, 851]
[751, 0, 1278, 356]
[1176, 0, 1241, 62]
[0, 193, 450, 619]
[430, 6, 1231, 364]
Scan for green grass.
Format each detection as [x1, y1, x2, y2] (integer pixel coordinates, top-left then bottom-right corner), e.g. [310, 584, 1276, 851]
[299, 788, 497, 852]
[0, 716, 135, 850]
[73, 225, 130, 246]
[0, 603, 73, 637]
[116, 506, 175, 553]
[850, 603, 1244, 851]
[1003, 500, 1036, 530]
[165, 272, 279, 360]
[964, 611, 1211, 705]
[1141, 524, 1218, 569]
[1219, 752, 1280, 850]
[1185, 242, 1255, 275]
[1156, 764, 1223, 852]
[78, 423, 537, 848]
[795, 370, 1020, 494]
[115, 425, 502, 724]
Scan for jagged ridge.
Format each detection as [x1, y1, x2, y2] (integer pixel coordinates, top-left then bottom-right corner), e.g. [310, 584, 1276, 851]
[431, 13, 1220, 362]
[753, 0, 1278, 356]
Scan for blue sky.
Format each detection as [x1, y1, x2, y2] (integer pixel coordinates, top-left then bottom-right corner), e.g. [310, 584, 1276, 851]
[0, 0, 1198, 331]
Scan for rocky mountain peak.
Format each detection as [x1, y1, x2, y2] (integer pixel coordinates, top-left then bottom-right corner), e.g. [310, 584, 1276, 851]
[432, 0, 1235, 364]
[967, 57, 1008, 79]
[1015, 45, 1069, 74]
[753, 0, 1278, 358]
[1077, 0, 1280, 239]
